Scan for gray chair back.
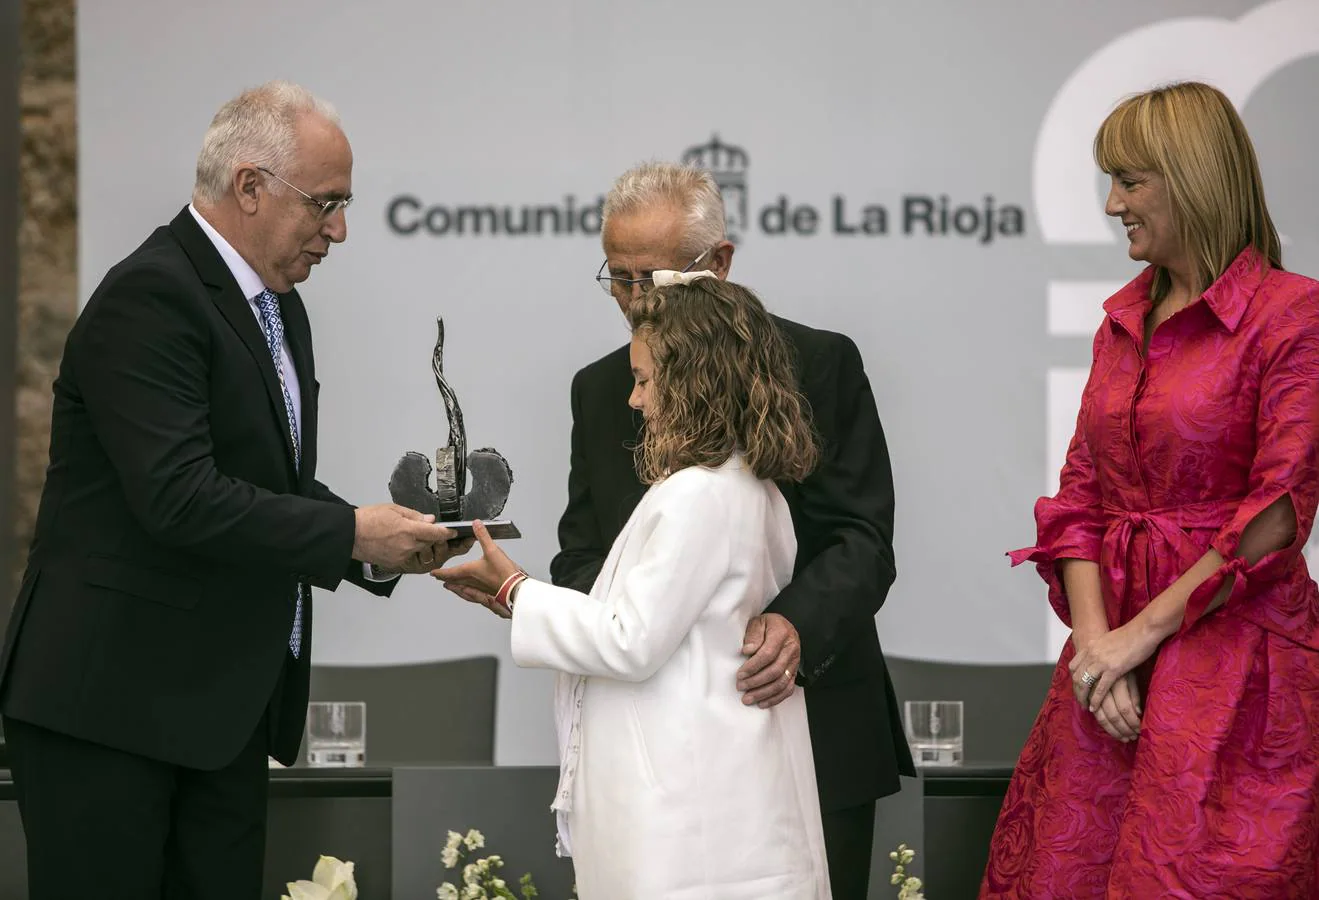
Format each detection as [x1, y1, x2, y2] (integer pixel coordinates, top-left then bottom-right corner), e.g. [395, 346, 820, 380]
[305, 655, 498, 766]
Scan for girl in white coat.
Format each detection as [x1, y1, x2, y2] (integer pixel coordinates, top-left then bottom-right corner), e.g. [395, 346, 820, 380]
[437, 273, 832, 900]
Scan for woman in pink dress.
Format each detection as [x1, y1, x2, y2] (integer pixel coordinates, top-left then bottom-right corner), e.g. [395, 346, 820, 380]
[982, 81, 1319, 898]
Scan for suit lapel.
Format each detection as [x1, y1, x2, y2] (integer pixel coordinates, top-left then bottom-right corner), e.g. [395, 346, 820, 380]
[281, 289, 317, 490]
[597, 344, 648, 536]
[168, 207, 300, 474]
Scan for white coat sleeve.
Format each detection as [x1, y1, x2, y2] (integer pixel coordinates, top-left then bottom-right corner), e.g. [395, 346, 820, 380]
[510, 476, 732, 682]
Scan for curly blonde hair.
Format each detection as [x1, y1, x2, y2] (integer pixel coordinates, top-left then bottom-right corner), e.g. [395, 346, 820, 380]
[626, 278, 819, 485]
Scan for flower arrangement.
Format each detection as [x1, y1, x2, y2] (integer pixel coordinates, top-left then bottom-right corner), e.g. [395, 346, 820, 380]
[282, 855, 358, 900]
[889, 843, 926, 899]
[438, 828, 542, 900]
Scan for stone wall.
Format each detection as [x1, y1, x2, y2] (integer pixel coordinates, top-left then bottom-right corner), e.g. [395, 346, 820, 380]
[15, 0, 76, 591]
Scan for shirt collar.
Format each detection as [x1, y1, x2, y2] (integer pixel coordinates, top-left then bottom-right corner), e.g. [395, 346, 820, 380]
[1200, 246, 1269, 332]
[1101, 265, 1156, 342]
[1102, 246, 1269, 337]
[187, 203, 267, 302]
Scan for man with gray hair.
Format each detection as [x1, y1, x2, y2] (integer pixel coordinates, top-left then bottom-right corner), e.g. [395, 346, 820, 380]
[553, 161, 915, 898]
[0, 81, 464, 899]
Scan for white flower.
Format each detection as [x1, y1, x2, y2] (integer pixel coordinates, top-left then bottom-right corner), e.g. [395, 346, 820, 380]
[311, 856, 358, 900]
[441, 846, 461, 868]
[464, 829, 485, 851]
[461, 885, 484, 900]
[437, 884, 460, 900]
[283, 881, 331, 900]
[445, 831, 464, 852]
[462, 863, 480, 886]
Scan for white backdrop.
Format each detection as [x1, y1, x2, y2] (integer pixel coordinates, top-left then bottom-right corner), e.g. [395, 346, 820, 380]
[79, 0, 1319, 763]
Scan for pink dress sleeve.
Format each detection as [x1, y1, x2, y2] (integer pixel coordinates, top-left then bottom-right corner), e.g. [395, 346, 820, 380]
[1182, 291, 1319, 632]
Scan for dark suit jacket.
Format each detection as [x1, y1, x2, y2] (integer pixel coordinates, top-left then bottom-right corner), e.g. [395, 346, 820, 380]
[551, 315, 916, 811]
[0, 207, 392, 769]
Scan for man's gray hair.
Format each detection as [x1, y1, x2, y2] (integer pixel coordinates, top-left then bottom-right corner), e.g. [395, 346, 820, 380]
[192, 81, 340, 206]
[603, 161, 727, 257]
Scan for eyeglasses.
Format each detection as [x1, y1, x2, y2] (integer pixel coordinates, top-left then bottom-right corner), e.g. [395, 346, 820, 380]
[595, 246, 713, 298]
[258, 166, 354, 220]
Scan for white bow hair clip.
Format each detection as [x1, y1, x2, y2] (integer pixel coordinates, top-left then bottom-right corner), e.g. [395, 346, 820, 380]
[651, 269, 718, 288]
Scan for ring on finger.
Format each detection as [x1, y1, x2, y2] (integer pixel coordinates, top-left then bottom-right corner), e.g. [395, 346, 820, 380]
[784, 667, 794, 681]
[1080, 670, 1098, 687]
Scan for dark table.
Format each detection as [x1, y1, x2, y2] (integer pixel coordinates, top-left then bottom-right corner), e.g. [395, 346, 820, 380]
[922, 764, 1014, 899]
[2, 763, 1016, 899]
[1, 766, 394, 899]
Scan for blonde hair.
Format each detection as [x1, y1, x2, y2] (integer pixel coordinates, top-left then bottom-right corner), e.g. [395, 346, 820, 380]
[626, 278, 818, 485]
[603, 162, 726, 258]
[1093, 81, 1281, 300]
[193, 81, 340, 206]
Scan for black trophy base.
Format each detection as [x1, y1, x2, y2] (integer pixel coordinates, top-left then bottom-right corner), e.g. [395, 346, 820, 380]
[444, 519, 521, 540]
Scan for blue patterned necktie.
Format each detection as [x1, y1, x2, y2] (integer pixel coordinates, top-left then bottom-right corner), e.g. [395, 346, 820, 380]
[254, 289, 304, 658]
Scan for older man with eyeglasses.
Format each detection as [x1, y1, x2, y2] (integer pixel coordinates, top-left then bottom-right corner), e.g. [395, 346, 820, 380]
[564, 162, 916, 899]
[0, 81, 466, 900]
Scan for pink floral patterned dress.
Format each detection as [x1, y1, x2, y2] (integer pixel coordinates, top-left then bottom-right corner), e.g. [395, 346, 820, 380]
[983, 249, 1319, 898]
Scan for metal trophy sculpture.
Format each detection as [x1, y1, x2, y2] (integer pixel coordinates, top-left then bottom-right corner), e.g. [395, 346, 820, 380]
[388, 319, 520, 539]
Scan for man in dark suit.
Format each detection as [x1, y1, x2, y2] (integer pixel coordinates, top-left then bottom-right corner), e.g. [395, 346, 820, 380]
[0, 82, 464, 900]
[553, 162, 915, 899]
